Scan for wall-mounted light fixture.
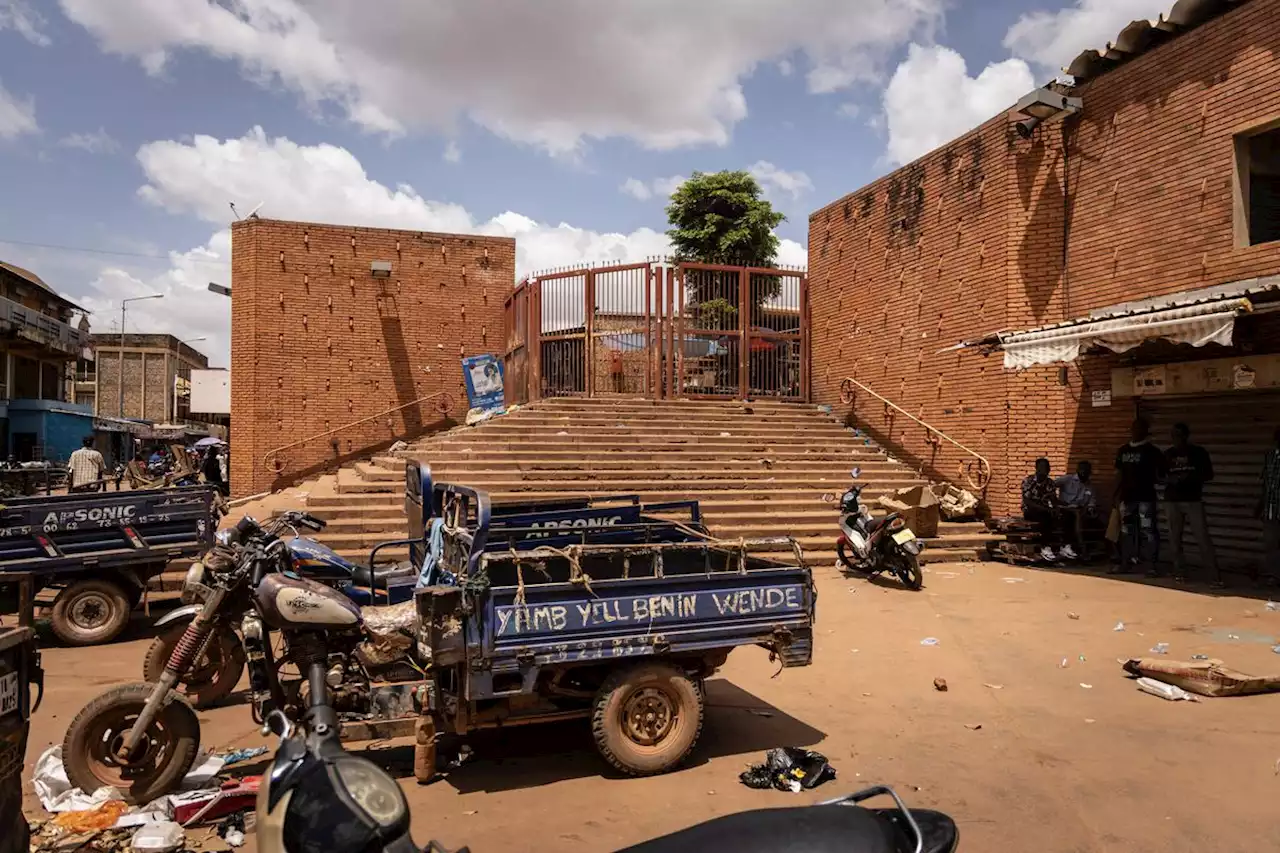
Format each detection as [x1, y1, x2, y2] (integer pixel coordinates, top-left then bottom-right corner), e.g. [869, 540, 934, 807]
[1011, 87, 1083, 139]
[370, 261, 393, 278]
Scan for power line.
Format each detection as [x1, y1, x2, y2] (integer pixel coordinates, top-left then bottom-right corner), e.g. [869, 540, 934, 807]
[0, 237, 230, 267]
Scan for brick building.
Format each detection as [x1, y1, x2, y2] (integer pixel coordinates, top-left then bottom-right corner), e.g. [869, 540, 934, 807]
[81, 334, 213, 424]
[808, 0, 1280, 570]
[230, 218, 513, 496]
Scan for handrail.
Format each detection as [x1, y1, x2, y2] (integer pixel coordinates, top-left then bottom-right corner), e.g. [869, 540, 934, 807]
[263, 390, 455, 474]
[840, 377, 991, 491]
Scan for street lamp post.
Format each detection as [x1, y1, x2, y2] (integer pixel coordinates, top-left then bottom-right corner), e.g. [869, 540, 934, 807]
[170, 337, 207, 424]
[118, 295, 164, 418]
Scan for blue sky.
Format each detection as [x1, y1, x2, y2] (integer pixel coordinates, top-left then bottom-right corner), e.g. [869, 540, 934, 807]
[0, 0, 1166, 365]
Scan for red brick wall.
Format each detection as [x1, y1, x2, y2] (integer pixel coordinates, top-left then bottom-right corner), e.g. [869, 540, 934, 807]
[809, 0, 1280, 515]
[230, 218, 514, 496]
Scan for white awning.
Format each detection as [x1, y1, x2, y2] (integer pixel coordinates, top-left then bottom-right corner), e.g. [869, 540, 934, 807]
[1001, 297, 1252, 370]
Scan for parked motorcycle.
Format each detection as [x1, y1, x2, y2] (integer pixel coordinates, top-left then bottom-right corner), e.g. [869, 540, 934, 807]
[255, 703, 960, 853]
[835, 468, 924, 591]
[63, 513, 376, 803]
[143, 511, 415, 708]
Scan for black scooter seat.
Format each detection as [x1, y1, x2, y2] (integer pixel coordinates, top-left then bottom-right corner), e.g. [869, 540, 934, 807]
[617, 804, 957, 853]
[349, 562, 416, 588]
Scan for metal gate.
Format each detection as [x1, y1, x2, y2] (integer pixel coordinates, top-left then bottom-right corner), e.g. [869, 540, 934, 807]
[513, 261, 807, 402]
[1140, 392, 1280, 573]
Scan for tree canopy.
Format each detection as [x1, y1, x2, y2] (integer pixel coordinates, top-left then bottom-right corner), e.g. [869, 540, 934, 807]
[664, 171, 785, 268]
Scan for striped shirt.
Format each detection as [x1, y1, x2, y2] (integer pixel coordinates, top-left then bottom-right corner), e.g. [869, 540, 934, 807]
[68, 447, 106, 488]
[1262, 448, 1280, 522]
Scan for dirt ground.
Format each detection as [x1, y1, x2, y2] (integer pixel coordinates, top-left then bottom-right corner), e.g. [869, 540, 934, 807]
[19, 561, 1280, 852]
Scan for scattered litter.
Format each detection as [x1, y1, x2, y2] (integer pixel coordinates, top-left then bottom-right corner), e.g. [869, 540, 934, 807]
[217, 746, 268, 767]
[821, 493, 836, 502]
[54, 800, 129, 832]
[920, 637, 940, 646]
[1068, 613, 1080, 620]
[847, 586, 858, 593]
[388, 440, 408, 452]
[740, 748, 837, 793]
[817, 404, 833, 414]
[1123, 657, 1280, 697]
[933, 570, 959, 578]
[1078, 654, 1087, 663]
[131, 820, 185, 852]
[1266, 602, 1280, 612]
[1136, 677, 1198, 702]
[759, 458, 775, 468]
[32, 747, 224, 815]
[225, 829, 246, 848]
[463, 810, 479, 816]
[447, 744, 475, 770]
[1273, 645, 1280, 655]
[1150, 643, 1170, 655]
[747, 709, 775, 718]
[1059, 658, 1069, 669]
[1114, 621, 1126, 632]
[850, 649, 860, 654]
[1244, 611, 1259, 619]
[1228, 634, 1241, 640]
[984, 683, 1004, 690]
[1192, 654, 1209, 660]
[963, 723, 982, 731]
[556, 430, 569, 436]
[1002, 577, 1026, 584]
[1084, 718, 1096, 724]
[720, 432, 732, 437]
[1080, 683, 1093, 689]
[933, 677, 948, 692]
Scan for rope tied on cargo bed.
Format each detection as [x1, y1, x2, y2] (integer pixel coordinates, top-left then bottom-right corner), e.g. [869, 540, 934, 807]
[510, 543, 600, 601]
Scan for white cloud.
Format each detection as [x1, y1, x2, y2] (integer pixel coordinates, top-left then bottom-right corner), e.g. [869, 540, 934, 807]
[0, 0, 49, 45]
[442, 140, 461, 164]
[0, 79, 37, 139]
[836, 102, 861, 119]
[748, 160, 813, 200]
[882, 44, 1034, 166]
[58, 0, 944, 154]
[125, 128, 806, 360]
[620, 174, 687, 201]
[58, 128, 119, 154]
[1004, 0, 1168, 76]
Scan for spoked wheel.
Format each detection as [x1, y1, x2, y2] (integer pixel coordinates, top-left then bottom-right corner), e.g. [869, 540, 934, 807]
[836, 540, 856, 572]
[62, 683, 201, 805]
[592, 662, 704, 776]
[144, 625, 245, 709]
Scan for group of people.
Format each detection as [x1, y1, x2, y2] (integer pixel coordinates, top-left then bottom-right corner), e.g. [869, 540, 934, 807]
[1022, 419, 1280, 587]
[67, 436, 228, 495]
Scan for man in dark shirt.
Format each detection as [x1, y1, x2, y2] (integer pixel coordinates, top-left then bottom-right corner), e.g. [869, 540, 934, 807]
[1021, 457, 1066, 560]
[1164, 423, 1221, 586]
[1114, 418, 1164, 575]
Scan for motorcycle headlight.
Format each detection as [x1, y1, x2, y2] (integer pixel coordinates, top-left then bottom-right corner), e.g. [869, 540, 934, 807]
[181, 562, 209, 604]
[334, 756, 407, 829]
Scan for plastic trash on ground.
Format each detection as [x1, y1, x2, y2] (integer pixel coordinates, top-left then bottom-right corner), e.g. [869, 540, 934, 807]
[132, 820, 185, 852]
[53, 799, 129, 832]
[218, 746, 269, 767]
[1123, 657, 1280, 697]
[739, 748, 836, 792]
[1136, 677, 1198, 702]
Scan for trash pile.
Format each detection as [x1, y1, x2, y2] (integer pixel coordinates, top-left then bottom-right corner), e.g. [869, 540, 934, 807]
[1122, 657, 1280, 699]
[29, 746, 267, 852]
[739, 747, 836, 793]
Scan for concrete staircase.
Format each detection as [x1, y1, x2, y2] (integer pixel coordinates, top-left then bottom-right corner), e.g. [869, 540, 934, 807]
[292, 397, 998, 567]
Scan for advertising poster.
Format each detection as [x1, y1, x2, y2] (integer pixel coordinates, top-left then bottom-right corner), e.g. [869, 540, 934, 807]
[462, 354, 505, 414]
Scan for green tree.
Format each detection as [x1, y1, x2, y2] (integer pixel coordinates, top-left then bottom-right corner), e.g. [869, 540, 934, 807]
[665, 170, 787, 325]
[665, 170, 784, 267]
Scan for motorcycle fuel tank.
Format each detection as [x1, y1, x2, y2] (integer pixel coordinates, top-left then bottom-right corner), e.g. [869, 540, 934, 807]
[286, 537, 362, 583]
[256, 573, 362, 630]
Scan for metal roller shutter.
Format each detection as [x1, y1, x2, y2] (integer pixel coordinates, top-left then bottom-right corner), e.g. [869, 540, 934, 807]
[1140, 392, 1280, 574]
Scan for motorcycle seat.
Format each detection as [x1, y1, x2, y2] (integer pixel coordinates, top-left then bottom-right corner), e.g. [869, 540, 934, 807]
[617, 803, 957, 853]
[349, 562, 417, 589]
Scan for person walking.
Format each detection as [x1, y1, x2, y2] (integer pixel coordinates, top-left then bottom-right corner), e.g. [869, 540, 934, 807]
[1114, 418, 1164, 576]
[1258, 426, 1280, 587]
[1164, 423, 1222, 587]
[67, 436, 106, 494]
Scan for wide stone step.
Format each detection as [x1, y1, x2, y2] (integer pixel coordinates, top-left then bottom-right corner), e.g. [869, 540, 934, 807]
[416, 414, 838, 431]
[304, 492, 404, 508]
[449, 420, 854, 434]
[395, 449, 891, 464]
[435, 477, 923, 494]
[357, 464, 916, 485]
[371, 456, 901, 474]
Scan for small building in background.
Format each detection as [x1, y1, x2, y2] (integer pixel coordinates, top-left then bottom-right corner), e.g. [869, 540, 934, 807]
[0, 261, 93, 462]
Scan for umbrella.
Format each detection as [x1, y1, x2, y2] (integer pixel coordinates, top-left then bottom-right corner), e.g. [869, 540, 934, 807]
[194, 437, 225, 448]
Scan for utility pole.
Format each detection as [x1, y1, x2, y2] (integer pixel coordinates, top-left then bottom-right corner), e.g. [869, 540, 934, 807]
[118, 295, 164, 418]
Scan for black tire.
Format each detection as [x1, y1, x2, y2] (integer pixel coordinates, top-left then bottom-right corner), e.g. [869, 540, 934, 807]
[591, 662, 704, 776]
[836, 540, 855, 571]
[144, 624, 245, 709]
[50, 579, 132, 646]
[62, 682, 201, 805]
[893, 551, 924, 591]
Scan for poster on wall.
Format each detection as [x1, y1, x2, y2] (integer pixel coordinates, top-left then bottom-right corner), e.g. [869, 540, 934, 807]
[461, 354, 505, 418]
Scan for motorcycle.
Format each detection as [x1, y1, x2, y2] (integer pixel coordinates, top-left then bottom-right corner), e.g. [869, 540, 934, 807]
[63, 514, 377, 804]
[255, 702, 960, 853]
[143, 511, 416, 708]
[835, 468, 925, 591]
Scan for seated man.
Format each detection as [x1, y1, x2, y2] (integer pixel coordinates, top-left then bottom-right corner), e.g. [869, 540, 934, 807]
[1055, 460, 1098, 556]
[1022, 457, 1071, 561]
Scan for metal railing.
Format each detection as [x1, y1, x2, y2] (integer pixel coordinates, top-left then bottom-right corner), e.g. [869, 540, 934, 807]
[840, 377, 991, 491]
[263, 390, 456, 475]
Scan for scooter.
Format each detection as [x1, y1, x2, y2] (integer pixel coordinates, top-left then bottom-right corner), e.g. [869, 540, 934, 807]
[256, 696, 960, 853]
[835, 467, 925, 591]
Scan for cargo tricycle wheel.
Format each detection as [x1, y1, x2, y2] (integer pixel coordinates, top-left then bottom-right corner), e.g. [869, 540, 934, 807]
[62, 682, 200, 805]
[50, 579, 131, 646]
[592, 662, 703, 776]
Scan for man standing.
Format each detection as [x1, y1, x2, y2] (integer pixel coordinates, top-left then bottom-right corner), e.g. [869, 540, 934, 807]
[68, 436, 106, 494]
[1115, 419, 1164, 575]
[1022, 457, 1065, 561]
[1258, 427, 1280, 587]
[1164, 423, 1221, 586]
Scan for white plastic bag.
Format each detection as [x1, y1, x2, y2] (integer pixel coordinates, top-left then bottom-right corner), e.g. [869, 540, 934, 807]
[1136, 676, 1199, 702]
